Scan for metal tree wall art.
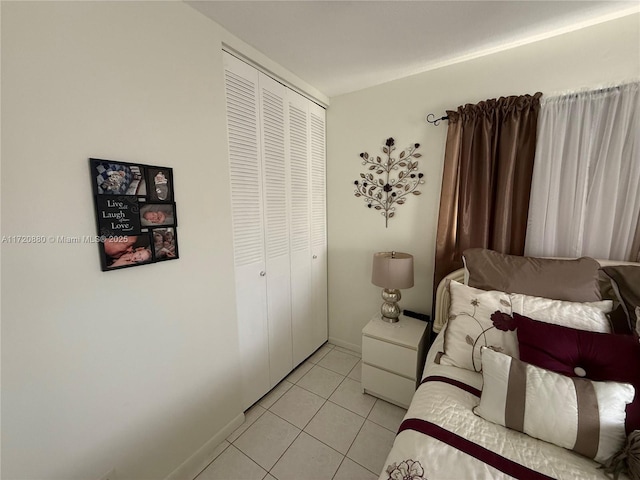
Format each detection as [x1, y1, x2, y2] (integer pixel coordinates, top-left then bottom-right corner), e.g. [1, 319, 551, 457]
[353, 137, 424, 227]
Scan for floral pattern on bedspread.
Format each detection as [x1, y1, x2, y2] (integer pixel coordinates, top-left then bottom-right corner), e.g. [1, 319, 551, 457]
[386, 459, 426, 480]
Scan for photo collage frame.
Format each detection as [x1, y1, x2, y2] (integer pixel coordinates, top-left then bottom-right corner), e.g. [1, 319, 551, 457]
[89, 158, 179, 271]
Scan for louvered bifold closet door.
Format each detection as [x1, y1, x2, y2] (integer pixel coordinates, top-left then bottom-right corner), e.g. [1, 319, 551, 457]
[288, 90, 315, 366]
[223, 53, 270, 409]
[259, 73, 293, 387]
[310, 103, 328, 348]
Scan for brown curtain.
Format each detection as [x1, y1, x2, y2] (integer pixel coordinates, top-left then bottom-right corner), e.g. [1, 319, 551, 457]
[433, 93, 542, 294]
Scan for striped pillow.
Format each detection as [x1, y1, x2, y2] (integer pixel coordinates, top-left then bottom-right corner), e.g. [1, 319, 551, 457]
[474, 347, 634, 464]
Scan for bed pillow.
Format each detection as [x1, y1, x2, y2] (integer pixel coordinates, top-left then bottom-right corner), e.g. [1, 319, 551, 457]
[474, 347, 634, 464]
[463, 248, 601, 302]
[438, 280, 612, 372]
[516, 312, 640, 433]
[601, 266, 640, 333]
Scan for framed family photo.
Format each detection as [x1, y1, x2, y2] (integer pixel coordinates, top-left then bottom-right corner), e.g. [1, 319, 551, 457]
[89, 158, 178, 271]
[151, 227, 179, 261]
[100, 234, 153, 270]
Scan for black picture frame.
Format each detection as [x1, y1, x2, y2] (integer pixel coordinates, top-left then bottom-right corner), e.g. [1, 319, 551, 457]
[89, 158, 179, 272]
[151, 227, 179, 262]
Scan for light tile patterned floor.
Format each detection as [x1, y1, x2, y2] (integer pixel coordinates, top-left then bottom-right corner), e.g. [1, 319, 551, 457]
[194, 343, 406, 480]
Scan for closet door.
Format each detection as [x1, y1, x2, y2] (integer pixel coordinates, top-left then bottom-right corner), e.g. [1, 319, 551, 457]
[310, 104, 328, 348]
[224, 53, 270, 409]
[287, 90, 314, 366]
[259, 73, 293, 386]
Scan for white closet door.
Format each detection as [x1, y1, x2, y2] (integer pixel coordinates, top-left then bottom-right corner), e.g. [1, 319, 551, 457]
[287, 90, 314, 366]
[310, 104, 328, 348]
[224, 53, 270, 409]
[259, 73, 293, 386]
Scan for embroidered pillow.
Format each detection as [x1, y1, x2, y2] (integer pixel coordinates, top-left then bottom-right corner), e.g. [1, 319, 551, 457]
[474, 348, 634, 464]
[463, 248, 601, 302]
[516, 312, 640, 433]
[438, 281, 612, 372]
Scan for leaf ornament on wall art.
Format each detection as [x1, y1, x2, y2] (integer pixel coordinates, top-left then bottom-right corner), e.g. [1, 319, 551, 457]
[353, 137, 424, 227]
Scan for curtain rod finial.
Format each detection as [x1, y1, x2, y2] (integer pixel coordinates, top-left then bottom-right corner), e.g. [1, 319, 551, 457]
[426, 113, 448, 126]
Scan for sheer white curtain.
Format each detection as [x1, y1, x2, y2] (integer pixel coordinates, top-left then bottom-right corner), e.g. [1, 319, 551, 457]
[525, 82, 640, 261]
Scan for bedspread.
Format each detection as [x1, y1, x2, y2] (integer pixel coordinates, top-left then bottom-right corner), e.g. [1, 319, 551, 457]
[379, 329, 626, 480]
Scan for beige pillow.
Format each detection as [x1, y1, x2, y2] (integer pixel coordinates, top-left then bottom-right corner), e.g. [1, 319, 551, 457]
[474, 348, 634, 464]
[601, 266, 640, 330]
[463, 248, 601, 302]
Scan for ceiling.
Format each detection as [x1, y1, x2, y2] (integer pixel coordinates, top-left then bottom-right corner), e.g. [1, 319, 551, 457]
[187, 1, 640, 98]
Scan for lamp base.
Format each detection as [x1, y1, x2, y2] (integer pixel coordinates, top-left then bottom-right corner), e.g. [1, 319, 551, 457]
[380, 288, 401, 323]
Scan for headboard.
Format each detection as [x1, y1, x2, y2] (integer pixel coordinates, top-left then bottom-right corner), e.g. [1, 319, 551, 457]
[433, 259, 639, 333]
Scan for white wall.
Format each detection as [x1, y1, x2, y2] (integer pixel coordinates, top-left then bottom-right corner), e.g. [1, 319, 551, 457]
[326, 14, 640, 351]
[3, 3, 639, 477]
[0, 2, 319, 479]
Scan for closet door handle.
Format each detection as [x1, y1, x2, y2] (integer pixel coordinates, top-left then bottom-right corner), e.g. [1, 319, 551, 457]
[259, 271, 266, 277]
[312, 255, 317, 259]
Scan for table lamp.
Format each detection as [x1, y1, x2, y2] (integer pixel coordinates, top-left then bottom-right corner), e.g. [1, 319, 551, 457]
[371, 251, 414, 323]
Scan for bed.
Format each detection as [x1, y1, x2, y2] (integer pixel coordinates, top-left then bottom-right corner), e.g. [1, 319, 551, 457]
[380, 250, 640, 480]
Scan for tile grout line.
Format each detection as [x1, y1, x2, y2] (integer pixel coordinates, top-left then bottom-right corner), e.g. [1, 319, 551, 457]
[264, 385, 335, 478]
[219, 344, 375, 480]
[264, 356, 367, 479]
[259, 346, 340, 478]
[340, 402, 381, 478]
[265, 368, 342, 477]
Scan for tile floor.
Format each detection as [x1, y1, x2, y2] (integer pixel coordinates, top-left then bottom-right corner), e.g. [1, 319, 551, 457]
[194, 343, 406, 480]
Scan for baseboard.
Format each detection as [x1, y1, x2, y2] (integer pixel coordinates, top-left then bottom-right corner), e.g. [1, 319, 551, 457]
[165, 412, 244, 480]
[329, 336, 361, 354]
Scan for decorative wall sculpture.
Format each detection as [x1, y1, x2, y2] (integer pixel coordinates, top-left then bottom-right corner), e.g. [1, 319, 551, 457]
[353, 137, 424, 227]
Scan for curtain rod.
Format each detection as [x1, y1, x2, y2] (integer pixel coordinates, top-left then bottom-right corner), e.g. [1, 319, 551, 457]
[426, 113, 448, 126]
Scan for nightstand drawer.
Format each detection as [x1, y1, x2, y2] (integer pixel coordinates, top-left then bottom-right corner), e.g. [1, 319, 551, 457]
[362, 364, 415, 408]
[362, 335, 416, 379]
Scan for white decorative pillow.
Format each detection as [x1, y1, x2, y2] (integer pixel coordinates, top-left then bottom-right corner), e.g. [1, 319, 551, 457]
[474, 348, 634, 464]
[438, 281, 612, 371]
[509, 293, 612, 332]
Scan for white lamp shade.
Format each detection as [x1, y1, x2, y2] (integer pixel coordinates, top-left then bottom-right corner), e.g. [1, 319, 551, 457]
[371, 252, 414, 289]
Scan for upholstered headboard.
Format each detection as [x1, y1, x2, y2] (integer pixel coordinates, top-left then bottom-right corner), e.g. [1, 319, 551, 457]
[433, 259, 639, 333]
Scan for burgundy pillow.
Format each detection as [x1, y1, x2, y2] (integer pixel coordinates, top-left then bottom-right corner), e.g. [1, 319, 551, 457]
[515, 312, 640, 433]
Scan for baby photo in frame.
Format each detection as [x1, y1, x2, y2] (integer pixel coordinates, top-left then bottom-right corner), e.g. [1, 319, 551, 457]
[139, 203, 176, 227]
[147, 167, 173, 202]
[152, 227, 178, 261]
[101, 234, 153, 271]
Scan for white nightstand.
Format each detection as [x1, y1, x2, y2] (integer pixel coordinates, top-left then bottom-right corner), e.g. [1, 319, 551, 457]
[361, 313, 429, 408]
